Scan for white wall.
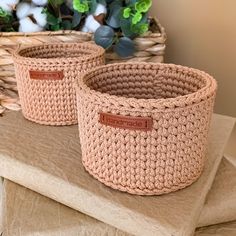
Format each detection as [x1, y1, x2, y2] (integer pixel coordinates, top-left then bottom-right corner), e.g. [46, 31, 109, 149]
[151, 0, 236, 117]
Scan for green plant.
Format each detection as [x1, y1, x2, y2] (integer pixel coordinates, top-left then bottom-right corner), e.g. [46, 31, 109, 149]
[73, 0, 89, 13]
[93, 0, 152, 57]
[0, 7, 14, 31]
[45, 0, 83, 31]
[0, 0, 153, 57]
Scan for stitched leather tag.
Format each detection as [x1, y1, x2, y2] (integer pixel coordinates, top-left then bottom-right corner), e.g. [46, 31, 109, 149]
[99, 113, 153, 131]
[29, 71, 63, 80]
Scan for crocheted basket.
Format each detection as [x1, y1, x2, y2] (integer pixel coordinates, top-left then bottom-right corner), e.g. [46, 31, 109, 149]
[76, 63, 217, 195]
[13, 43, 105, 125]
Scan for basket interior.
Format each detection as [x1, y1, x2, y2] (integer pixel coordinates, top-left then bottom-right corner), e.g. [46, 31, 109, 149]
[84, 65, 208, 100]
[19, 44, 97, 59]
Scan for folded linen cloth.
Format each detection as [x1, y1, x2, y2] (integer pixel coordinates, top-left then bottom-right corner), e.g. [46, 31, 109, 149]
[198, 158, 236, 227]
[2, 156, 236, 236]
[195, 221, 236, 236]
[2, 180, 127, 236]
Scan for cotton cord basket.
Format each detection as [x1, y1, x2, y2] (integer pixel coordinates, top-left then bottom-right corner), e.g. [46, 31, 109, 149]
[13, 43, 105, 125]
[76, 63, 217, 195]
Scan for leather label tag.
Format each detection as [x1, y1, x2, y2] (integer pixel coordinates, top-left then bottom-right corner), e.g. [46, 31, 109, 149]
[29, 70, 63, 80]
[99, 113, 153, 131]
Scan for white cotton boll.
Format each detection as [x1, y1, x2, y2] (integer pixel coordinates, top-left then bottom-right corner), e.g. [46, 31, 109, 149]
[0, 0, 20, 13]
[81, 26, 89, 33]
[5, 0, 19, 5]
[0, 2, 12, 12]
[16, 2, 32, 19]
[84, 15, 101, 33]
[19, 17, 43, 33]
[32, 0, 48, 6]
[94, 4, 107, 16]
[29, 7, 47, 27]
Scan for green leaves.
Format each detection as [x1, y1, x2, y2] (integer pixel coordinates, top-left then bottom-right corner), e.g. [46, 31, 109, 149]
[120, 17, 136, 38]
[45, 1, 82, 31]
[73, 0, 98, 14]
[94, 25, 115, 49]
[46, 10, 60, 25]
[62, 20, 72, 30]
[132, 22, 148, 35]
[44, 8, 60, 30]
[135, 0, 152, 13]
[0, 7, 8, 18]
[0, 7, 14, 32]
[73, 0, 89, 13]
[0, 0, 152, 58]
[120, 0, 152, 30]
[0, 7, 12, 23]
[123, 7, 131, 18]
[132, 12, 142, 24]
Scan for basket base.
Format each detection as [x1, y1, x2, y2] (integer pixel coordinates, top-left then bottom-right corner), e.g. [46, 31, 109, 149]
[82, 161, 204, 196]
[22, 113, 78, 126]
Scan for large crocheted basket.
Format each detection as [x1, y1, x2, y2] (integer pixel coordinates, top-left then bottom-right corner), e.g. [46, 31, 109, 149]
[76, 62, 217, 195]
[13, 42, 105, 125]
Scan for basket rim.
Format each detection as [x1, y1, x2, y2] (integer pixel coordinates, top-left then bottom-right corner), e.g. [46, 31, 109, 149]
[0, 17, 165, 40]
[0, 30, 91, 37]
[13, 42, 105, 64]
[76, 62, 217, 111]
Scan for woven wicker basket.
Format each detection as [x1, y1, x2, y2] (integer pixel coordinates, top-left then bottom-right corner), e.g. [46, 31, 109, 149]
[76, 62, 217, 195]
[13, 43, 105, 125]
[0, 18, 166, 115]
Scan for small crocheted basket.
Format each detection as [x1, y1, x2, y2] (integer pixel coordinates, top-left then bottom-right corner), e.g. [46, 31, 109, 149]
[13, 43, 105, 125]
[76, 62, 217, 195]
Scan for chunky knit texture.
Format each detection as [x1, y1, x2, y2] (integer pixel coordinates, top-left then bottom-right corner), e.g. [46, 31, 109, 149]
[13, 43, 105, 125]
[76, 63, 217, 195]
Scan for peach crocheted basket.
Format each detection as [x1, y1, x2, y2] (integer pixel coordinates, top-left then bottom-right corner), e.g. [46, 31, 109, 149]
[13, 42, 105, 125]
[76, 62, 217, 195]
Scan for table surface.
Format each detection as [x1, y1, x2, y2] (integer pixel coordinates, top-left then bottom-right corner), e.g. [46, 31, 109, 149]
[0, 112, 235, 236]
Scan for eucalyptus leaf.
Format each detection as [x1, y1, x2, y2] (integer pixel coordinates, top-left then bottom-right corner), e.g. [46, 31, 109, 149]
[114, 37, 135, 57]
[125, 0, 137, 5]
[94, 25, 115, 49]
[106, 0, 122, 28]
[106, 0, 116, 4]
[120, 17, 137, 38]
[89, 0, 98, 13]
[98, 0, 107, 6]
[60, 3, 72, 15]
[51, 24, 61, 31]
[46, 12, 61, 25]
[72, 10, 82, 27]
[62, 20, 72, 30]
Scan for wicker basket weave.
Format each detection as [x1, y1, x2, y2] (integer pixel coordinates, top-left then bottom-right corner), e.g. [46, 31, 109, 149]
[13, 43, 105, 125]
[76, 62, 217, 195]
[0, 18, 166, 115]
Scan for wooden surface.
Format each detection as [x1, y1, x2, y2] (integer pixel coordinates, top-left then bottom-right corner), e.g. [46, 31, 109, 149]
[0, 112, 234, 236]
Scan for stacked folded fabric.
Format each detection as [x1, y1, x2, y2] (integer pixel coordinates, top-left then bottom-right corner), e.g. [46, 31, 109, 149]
[0, 111, 235, 236]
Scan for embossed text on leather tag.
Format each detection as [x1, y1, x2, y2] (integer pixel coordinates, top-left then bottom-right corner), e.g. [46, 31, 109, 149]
[29, 70, 63, 80]
[99, 113, 153, 131]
